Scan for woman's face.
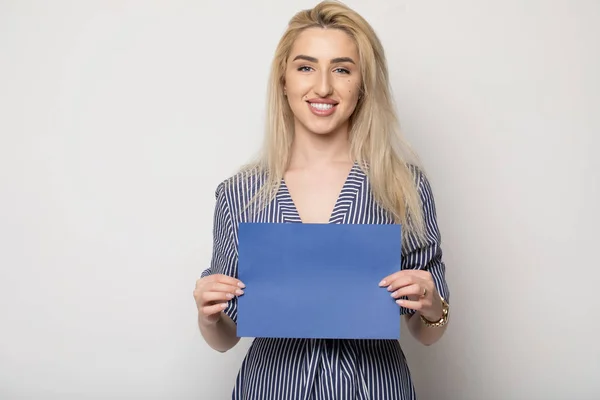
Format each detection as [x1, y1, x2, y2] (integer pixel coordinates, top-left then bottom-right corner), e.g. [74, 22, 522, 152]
[284, 27, 362, 137]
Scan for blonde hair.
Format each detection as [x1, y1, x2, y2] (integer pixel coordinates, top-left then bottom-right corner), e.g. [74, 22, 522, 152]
[239, 0, 426, 241]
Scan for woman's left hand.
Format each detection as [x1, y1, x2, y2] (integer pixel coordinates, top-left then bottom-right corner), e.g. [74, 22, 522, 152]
[379, 270, 443, 321]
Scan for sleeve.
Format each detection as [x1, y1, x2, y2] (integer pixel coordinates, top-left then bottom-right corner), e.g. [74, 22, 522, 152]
[401, 171, 450, 314]
[200, 182, 239, 323]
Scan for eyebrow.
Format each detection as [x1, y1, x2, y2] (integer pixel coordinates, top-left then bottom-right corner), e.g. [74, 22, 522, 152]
[292, 55, 356, 64]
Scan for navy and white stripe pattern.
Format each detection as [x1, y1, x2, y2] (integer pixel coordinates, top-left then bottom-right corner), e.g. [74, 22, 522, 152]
[201, 162, 449, 400]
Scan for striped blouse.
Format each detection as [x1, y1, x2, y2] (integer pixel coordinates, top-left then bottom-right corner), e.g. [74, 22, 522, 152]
[201, 162, 450, 400]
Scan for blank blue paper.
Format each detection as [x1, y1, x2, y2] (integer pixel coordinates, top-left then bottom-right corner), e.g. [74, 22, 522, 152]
[237, 222, 402, 339]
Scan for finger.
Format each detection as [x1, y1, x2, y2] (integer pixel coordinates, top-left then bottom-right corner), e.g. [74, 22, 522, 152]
[209, 282, 244, 296]
[213, 274, 246, 288]
[379, 270, 425, 288]
[390, 283, 422, 299]
[379, 271, 403, 287]
[385, 274, 425, 292]
[395, 299, 424, 311]
[201, 302, 228, 318]
[201, 290, 235, 305]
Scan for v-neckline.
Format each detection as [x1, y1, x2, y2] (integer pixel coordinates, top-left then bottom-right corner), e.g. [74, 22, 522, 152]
[277, 161, 362, 224]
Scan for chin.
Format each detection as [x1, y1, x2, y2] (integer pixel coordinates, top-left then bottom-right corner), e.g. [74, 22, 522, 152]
[302, 120, 348, 136]
[309, 127, 338, 135]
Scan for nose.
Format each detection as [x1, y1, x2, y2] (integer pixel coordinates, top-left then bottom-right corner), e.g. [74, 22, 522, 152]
[314, 70, 333, 97]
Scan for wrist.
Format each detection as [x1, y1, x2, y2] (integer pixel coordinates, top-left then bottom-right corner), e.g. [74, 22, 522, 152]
[198, 311, 222, 328]
[420, 309, 443, 322]
[421, 293, 443, 321]
[420, 296, 449, 327]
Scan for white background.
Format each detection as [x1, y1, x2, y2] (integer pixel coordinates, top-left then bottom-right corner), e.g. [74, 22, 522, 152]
[1, 1, 599, 399]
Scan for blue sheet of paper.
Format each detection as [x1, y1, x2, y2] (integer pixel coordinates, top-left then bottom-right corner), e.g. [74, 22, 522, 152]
[237, 222, 402, 339]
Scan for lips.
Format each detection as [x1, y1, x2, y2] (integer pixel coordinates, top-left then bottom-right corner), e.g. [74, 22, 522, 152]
[306, 98, 339, 105]
[306, 99, 338, 116]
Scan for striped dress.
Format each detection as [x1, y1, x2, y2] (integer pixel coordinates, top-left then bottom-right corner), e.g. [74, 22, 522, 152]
[201, 162, 450, 400]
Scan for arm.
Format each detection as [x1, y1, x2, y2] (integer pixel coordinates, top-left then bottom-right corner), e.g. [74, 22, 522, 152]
[199, 312, 240, 353]
[382, 170, 450, 346]
[405, 171, 450, 345]
[404, 296, 448, 346]
[197, 182, 241, 353]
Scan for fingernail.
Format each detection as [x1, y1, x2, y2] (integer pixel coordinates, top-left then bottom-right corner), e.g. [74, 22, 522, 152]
[379, 280, 386, 286]
[226, 293, 234, 299]
[396, 300, 404, 305]
[390, 291, 397, 298]
[238, 282, 246, 288]
[221, 303, 228, 309]
[235, 289, 244, 296]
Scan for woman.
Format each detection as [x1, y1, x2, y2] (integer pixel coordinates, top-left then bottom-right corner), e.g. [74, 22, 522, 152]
[193, 1, 450, 398]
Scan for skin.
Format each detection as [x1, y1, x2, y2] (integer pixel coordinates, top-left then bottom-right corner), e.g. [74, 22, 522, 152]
[194, 27, 446, 352]
[282, 27, 362, 223]
[284, 28, 361, 140]
[195, 274, 242, 352]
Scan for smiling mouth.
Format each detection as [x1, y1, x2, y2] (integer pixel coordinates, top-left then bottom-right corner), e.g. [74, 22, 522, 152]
[309, 102, 336, 111]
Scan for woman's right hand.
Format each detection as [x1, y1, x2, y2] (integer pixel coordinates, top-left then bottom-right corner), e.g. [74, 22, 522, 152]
[193, 274, 245, 324]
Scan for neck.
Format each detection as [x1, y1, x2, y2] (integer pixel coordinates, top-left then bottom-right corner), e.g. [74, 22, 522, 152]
[288, 125, 352, 170]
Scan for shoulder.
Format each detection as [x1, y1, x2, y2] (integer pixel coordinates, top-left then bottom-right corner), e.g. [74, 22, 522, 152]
[405, 163, 422, 184]
[406, 163, 434, 198]
[213, 166, 268, 213]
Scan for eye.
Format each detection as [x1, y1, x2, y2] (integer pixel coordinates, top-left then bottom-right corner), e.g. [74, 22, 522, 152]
[334, 67, 350, 74]
[297, 66, 313, 72]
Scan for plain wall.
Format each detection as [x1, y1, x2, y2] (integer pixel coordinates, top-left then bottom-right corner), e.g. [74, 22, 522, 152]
[1, 1, 598, 399]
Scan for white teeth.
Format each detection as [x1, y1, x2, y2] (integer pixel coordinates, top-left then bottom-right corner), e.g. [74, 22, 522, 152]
[310, 103, 334, 110]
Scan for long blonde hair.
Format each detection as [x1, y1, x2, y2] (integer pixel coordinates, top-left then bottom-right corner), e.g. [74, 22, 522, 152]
[239, 0, 426, 241]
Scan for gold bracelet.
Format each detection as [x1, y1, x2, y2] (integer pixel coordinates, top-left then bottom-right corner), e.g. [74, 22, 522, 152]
[420, 297, 449, 328]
